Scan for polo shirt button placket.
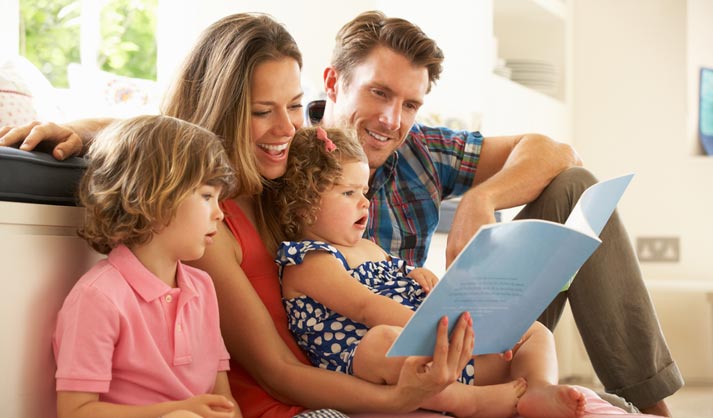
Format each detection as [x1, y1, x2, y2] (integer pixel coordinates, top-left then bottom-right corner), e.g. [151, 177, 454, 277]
[165, 294, 172, 303]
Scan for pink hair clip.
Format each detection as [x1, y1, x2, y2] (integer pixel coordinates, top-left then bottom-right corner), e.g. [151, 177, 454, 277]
[316, 126, 337, 152]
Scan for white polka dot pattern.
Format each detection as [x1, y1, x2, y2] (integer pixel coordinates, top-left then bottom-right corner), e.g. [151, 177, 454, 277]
[277, 240, 475, 384]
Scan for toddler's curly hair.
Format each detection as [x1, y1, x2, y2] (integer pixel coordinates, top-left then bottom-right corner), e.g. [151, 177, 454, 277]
[78, 114, 236, 254]
[276, 126, 366, 240]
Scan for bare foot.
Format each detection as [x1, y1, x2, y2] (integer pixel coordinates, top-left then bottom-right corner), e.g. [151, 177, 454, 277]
[516, 384, 586, 418]
[453, 378, 527, 418]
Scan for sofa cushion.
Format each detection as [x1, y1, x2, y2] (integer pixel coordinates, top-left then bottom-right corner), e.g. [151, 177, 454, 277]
[0, 56, 64, 125]
[0, 147, 86, 206]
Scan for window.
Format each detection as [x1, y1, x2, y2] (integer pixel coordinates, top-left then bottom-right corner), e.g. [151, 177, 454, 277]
[19, 0, 157, 87]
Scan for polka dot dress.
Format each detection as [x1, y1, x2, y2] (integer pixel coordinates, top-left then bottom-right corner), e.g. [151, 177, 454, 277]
[276, 240, 475, 384]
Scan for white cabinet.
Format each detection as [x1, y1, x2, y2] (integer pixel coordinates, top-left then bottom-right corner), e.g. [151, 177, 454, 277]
[485, 0, 571, 142]
[1, 201, 101, 418]
[408, 0, 571, 142]
[493, 0, 568, 101]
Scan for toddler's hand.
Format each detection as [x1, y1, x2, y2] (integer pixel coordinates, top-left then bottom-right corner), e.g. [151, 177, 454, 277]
[498, 339, 523, 361]
[407, 267, 439, 293]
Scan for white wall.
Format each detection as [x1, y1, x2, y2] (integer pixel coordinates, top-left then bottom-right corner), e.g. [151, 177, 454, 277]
[571, 0, 713, 383]
[572, 0, 713, 281]
[687, 0, 713, 155]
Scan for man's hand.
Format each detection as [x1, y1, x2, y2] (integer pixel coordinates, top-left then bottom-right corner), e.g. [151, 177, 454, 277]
[407, 267, 439, 293]
[0, 121, 84, 160]
[445, 190, 497, 268]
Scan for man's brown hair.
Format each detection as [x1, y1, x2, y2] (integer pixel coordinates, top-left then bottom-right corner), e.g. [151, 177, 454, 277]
[331, 10, 444, 92]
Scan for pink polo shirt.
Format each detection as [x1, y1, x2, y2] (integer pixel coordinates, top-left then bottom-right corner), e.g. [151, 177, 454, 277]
[53, 244, 230, 405]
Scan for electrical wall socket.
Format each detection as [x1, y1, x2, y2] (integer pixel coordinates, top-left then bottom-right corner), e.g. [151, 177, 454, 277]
[636, 237, 680, 262]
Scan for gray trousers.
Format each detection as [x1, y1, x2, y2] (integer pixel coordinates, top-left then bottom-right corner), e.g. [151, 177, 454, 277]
[514, 167, 684, 409]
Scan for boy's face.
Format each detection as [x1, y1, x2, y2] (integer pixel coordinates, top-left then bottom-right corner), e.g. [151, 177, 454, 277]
[302, 160, 370, 247]
[328, 46, 429, 173]
[156, 184, 224, 262]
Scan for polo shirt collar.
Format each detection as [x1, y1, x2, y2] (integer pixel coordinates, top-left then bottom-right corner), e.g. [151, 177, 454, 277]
[108, 245, 198, 303]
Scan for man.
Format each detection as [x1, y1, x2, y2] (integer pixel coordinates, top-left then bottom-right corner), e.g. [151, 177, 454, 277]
[310, 11, 682, 417]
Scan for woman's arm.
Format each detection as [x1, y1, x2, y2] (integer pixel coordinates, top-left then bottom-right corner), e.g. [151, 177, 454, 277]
[281, 252, 415, 328]
[0, 118, 115, 159]
[190, 221, 473, 414]
[57, 391, 235, 418]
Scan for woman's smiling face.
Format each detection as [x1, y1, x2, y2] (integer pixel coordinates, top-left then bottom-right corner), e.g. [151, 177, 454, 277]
[250, 57, 305, 179]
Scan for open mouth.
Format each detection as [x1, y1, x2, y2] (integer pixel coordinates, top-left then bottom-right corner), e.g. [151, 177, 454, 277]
[257, 143, 289, 157]
[355, 216, 368, 226]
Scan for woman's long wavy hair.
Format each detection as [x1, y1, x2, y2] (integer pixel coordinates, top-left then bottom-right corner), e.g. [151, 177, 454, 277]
[162, 13, 302, 251]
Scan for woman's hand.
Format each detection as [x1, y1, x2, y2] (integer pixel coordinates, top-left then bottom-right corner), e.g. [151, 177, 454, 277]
[407, 267, 439, 294]
[0, 120, 92, 160]
[393, 313, 474, 411]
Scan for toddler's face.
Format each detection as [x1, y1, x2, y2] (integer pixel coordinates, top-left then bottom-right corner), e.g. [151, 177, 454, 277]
[301, 161, 370, 247]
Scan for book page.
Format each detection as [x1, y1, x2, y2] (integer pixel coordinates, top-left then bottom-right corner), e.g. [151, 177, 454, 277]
[565, 174, 634, 237]
[387, 174, 633, 357]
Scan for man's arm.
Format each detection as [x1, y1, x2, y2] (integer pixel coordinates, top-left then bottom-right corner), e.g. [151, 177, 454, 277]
[445, 133, 582, 266]
[0, 118, 115, 160]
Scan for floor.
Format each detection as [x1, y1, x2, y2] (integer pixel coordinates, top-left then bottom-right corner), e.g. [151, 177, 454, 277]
[665, 384, 713, 418]
[571, 379, 713, 418]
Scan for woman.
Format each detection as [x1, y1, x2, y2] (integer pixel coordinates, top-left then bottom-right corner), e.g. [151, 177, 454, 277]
[0, 13, 473, 418]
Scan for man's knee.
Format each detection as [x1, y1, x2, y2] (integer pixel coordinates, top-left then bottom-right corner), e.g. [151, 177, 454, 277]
[517, 167, 599, 223]
[546, 166, 598, 198]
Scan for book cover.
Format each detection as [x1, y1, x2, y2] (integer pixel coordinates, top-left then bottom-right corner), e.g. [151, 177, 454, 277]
[387, 173, 634, 356]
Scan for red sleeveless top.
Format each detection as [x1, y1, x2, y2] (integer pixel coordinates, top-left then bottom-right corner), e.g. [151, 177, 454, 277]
[220, 199, 309, 418]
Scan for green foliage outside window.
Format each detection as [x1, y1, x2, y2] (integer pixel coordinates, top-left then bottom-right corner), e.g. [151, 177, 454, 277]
[19, 0, 157, 88]
[19, 0, 81, 87]
[99, 0, 157, 80]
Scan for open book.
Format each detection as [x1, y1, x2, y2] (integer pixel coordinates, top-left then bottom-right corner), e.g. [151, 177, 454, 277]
[387, 173, 634, 356]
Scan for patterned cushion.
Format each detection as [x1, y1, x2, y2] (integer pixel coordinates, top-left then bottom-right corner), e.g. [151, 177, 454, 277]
[0, 60, 39, 126]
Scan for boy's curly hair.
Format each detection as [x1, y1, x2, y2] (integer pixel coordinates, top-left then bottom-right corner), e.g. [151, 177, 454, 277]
[78, 114, 236, 254]
[275, 126, 366, 240]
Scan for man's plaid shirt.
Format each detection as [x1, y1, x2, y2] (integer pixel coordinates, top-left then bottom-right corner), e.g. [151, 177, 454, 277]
[308, 100, 483, 266]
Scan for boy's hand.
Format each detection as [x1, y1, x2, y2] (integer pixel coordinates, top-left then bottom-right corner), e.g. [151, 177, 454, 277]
[178, 394, 235, 418]
[407, 268, 439, 293]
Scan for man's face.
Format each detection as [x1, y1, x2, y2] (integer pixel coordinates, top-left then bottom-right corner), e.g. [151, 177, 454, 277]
[330, 46, 429, 173]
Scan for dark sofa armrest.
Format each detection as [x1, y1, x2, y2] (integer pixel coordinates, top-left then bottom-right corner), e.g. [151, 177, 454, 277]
[0, 147, 87, 206]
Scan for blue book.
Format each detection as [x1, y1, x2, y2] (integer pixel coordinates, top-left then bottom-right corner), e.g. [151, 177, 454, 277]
[387, 173, 634, 356]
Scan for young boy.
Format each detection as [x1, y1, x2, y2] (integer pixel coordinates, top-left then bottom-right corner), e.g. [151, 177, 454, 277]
[52, 115, 241, 418]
